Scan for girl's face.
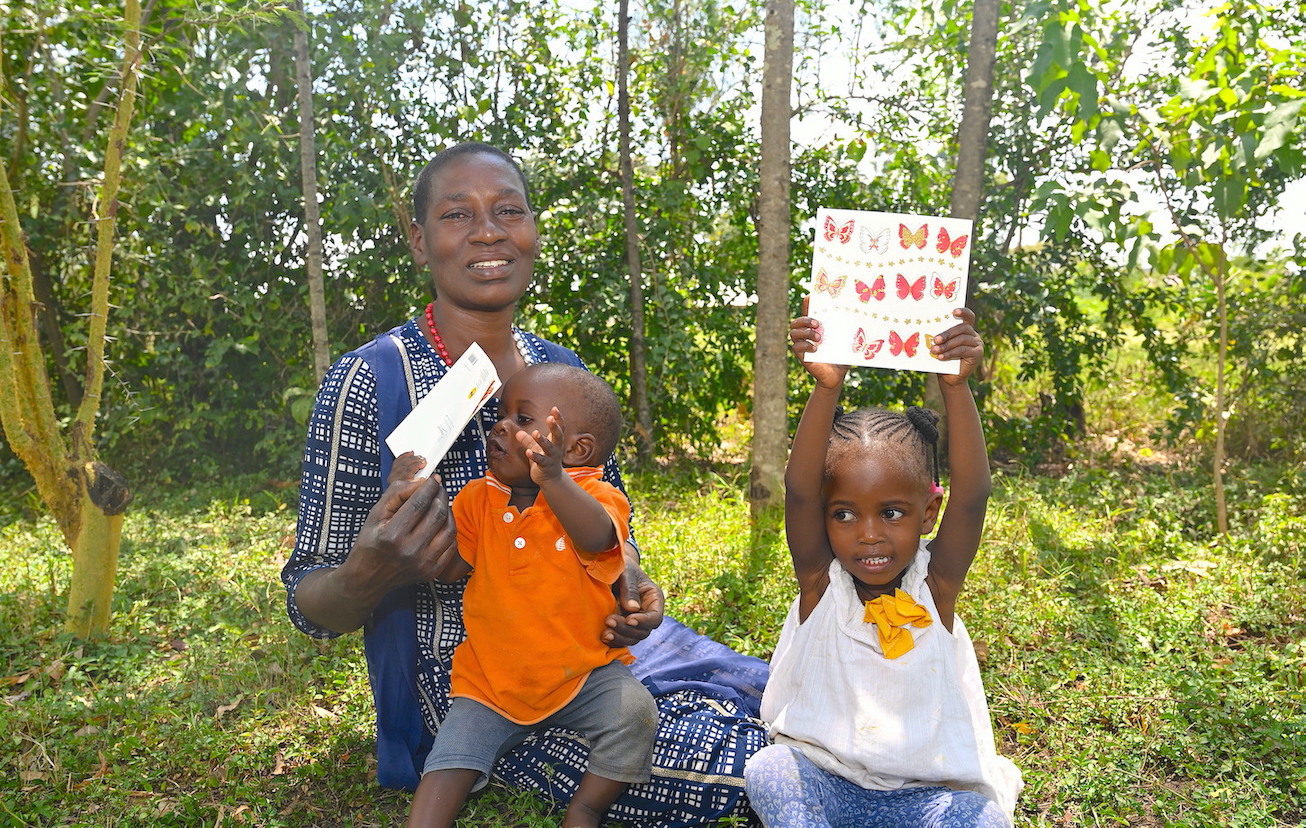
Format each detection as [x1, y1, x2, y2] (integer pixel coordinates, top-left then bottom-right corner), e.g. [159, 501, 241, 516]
[823, 449, 940, 599]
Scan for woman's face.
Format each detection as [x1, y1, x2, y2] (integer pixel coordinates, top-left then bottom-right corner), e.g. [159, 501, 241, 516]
[408, 152, 539, 313]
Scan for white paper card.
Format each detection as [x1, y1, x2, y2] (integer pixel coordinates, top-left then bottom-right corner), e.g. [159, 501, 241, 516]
[805, 208, 972, 374]
[385, 341, 501, 478]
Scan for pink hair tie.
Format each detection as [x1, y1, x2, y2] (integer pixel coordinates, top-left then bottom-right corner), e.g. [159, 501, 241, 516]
[931, 482, 944, 496]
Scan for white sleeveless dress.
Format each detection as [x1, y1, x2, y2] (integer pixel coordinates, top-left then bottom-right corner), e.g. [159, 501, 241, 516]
[760, 542, 1022, 820]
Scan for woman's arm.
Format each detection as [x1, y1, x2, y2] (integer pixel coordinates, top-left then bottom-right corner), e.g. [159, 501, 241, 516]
[281, 357, 460, 635]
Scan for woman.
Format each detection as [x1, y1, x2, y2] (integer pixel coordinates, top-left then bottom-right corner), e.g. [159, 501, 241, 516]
[281, 142, 769, 827]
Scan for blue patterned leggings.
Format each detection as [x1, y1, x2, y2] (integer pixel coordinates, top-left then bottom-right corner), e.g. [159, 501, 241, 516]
[744, 744, 1010, 828]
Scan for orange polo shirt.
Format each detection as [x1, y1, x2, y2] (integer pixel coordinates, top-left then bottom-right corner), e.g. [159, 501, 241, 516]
[450, 467, 633, 725]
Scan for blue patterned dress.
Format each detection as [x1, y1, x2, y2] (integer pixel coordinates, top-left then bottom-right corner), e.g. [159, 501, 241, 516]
[281, 320, 770, 826]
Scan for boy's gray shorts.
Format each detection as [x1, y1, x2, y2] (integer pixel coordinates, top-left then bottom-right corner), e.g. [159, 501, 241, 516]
[422, 659, 658, 788]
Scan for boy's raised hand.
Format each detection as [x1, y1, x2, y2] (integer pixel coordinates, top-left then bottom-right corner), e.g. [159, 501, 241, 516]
[929, 307, 984, 385]
[790, 300, 848, 389]
[515, 406, 567, 486]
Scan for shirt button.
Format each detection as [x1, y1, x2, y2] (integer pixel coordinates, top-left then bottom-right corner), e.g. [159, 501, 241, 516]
[514, 537, 526, 549]
[502, 512, 514, 523]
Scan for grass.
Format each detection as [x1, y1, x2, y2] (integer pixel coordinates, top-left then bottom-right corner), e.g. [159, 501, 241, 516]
[1, 455, 1303, 827]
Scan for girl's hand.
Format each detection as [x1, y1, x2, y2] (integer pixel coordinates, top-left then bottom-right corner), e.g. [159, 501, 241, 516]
[791, 305, 848, 389]
[930, 307, 984, 384]
[516, 406, 566, 485]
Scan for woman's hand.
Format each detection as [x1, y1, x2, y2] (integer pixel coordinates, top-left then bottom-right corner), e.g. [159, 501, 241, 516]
[602, 548, 665, 647]
[930, 307, 984, 385]
[296, 475, 460, 634]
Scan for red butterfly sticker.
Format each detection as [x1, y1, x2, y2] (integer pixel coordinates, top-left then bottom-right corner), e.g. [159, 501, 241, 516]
[896, 274, 925, 301]
[814, 268, 846, 296]
[823, 215, 855, 244]
[855, 276, 886, 303]
[898, 223, 928, 249]
[889, 330, 920, 358]
[936, 227, 968, 257]
[858, 225, 889, 254]
[854, 327, 884, 360]
[932, 275, 959, 300]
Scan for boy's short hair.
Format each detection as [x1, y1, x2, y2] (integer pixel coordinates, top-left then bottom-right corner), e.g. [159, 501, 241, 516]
[527, 364, 623, 460]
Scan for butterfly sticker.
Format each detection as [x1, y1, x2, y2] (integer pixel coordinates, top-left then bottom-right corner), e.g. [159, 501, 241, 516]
[855, 276, 886, 303]
[932, 274, 959, 300]
[854, 327, 884, 360]
[814, 268, 846, 297]
[936, 227, 968, 257]
[896, 274, 926, 301]
[858, 225, 890, 254]
[924, 333, 943, 360]
[823, 215, 855, 244]
[898, 223, 928, 249]
[889, 330, 920, 358]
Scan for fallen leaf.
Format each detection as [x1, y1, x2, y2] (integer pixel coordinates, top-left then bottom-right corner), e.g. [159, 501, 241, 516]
[216, 694, 245, 720]
[311, 704, 338, 719]
[2, 667, 40, 686]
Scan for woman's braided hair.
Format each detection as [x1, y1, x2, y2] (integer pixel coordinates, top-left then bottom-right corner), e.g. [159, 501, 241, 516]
[827, 406, 941, 489]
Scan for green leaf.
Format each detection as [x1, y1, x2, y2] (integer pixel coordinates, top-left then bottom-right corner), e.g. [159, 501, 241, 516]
[1254, 100, 1304, 162]
[1066, 62, 1100, 123]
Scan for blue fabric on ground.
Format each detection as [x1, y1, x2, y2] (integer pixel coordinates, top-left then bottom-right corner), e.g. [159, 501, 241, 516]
[630, 616, 770, 719]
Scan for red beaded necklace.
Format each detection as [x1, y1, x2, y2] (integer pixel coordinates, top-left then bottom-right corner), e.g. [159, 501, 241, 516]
[424, 302, 454, 366]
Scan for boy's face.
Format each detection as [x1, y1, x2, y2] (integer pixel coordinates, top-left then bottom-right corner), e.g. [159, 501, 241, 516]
[487, 369, 582, 485]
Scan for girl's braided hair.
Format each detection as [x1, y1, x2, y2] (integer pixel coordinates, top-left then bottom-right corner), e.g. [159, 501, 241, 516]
[827, 406, 941, 489]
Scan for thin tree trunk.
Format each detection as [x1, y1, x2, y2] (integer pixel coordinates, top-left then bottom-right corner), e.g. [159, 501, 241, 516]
[293, 0, 330, 381]
[618, 0, 653, 462]
[749, 0, 794, 521]
[1213, 243, 1228, 534]
[931, 0, 1000, 443]
[949, 0, 1000, 226]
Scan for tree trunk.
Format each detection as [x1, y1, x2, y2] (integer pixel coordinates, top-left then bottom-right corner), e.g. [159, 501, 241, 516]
[618, 0, 653, 462]
[1213, 247, 1229, 534]
[293, 1, 330, 381]
[930, 0, 1000, 443]
[949, 0, 1000, 227]
[0, 0, 141, 637]
[65, 462, 131, 637]
[749, 0, 794, 521]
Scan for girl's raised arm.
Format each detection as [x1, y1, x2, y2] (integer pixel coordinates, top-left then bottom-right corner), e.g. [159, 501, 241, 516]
[786, 314, 847, 617]
[924, 308, 990, 625]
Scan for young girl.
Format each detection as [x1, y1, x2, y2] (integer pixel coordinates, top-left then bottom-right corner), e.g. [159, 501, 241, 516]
[745, 307, 1021, 827]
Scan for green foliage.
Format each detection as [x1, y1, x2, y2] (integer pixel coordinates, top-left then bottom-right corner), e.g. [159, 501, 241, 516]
[2, 458, 1304, 825]
[4, 0, 1303, 494]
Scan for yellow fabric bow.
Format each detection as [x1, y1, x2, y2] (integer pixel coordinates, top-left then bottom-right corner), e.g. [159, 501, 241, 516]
[863, 588, 933, 658]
